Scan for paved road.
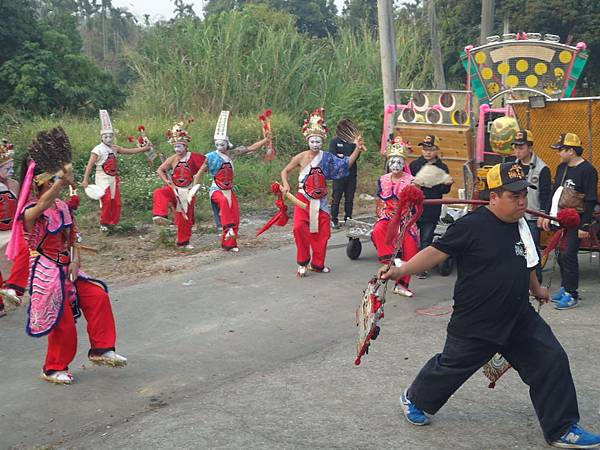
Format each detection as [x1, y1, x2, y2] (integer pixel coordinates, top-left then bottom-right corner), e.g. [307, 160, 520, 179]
[1, 233, 599, 450]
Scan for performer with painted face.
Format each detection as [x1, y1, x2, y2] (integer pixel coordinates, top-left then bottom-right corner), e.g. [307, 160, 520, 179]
[0, 139, 29, 316]
[152, 121, 206, 250]
[280, 108, 363, 277]
[10, 128, 126, 384]
[82, 110, 152, 231]
[371, 136, 419, 297]
[200, 111, 270, 252]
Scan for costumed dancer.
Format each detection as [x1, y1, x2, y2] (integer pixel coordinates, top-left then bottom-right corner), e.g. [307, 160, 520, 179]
[372, 136, 419, 297]
[200, 111, 270, 252]
[0, 139, 29, 316]
[152, 121, 206, 249]
[10, 128, 126, 385]
[280, 108, 363, 277]
[81, 110, 152, 231]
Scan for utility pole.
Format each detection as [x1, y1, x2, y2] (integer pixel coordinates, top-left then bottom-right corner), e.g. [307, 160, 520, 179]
[377, 0, 397, 106]
[427, 0, 446, 89]
[480, 0, 495, 44]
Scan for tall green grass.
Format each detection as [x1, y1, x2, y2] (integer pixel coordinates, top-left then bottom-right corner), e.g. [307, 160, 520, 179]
[3, 7, 433, 222]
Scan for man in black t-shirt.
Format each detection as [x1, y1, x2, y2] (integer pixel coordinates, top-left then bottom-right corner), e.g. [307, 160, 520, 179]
[512, 129, 551, 283]
[329, 119, 359, 228]
[409, 135, 453, 279]
[380, 162, 600, 449]
[541, 133, 599, 310]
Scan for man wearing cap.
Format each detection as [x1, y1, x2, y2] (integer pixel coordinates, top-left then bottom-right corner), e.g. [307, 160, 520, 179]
[541, 133, 598, 310]
[379, 162, 600, 449]
[410, 134, 453, 279]
[512, 129, 551, 282]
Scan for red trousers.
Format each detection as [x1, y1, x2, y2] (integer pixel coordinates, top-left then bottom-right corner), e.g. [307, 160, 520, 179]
[44, 278, 117, 373]
[293, 192, 331, 270]
[0, 242, 30, 310]
[211, 190, 240, 250]
[100, 177, 122, 226]
[153, 185, 196, 246]
[3, 243, 29, 295]
[372, 218, 419, 288]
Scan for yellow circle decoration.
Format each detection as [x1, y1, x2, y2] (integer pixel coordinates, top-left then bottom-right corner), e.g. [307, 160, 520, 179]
[534, 63, 548, 75]
[481, 67, 494, 80]
[498, 62, 510, 75]
[559, 51, 572, 64]
[526, 74, 539, 87]
[554, 67, 565, 79]
[487, 82, 500, 94]
[516, 59, 529, 72]
[475, 52, 487, 64]
[506, 75, 519, 88]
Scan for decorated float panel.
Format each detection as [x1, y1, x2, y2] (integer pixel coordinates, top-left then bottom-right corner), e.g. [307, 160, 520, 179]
[381, 89, 473, 198]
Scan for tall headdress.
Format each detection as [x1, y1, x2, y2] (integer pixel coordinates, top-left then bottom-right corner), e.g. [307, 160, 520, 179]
[302, 108, 328, 140]
[99, 109, 114, 135]
[0, 139, 15, 166]
[166, 120, 192, 145]
[386, 135, 410, 159]
[214, 111, 230, 142]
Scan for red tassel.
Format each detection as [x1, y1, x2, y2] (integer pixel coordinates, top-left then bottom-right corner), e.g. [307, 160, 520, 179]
[557, 208, 580, 229]
[137, 125, 145, 132]
[127, 135, 135, 143]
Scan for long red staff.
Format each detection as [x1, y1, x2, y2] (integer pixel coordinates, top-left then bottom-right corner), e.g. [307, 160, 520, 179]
[259, 109, 276, 162]
[355, 184, 424, 366]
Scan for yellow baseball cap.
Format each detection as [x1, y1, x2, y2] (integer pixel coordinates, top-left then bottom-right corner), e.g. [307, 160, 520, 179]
[512, 129, 534, 145]
[487, 162, 536, 192]
[550, 132, 582, 149]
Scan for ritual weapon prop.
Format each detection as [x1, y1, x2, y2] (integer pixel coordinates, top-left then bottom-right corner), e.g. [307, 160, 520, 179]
[259, 109, 276, 161]
[354, 184, 424, 366]
[336, 119, 367, 152]
[128, 125, 162, 166]
[255, 183, 289, 237]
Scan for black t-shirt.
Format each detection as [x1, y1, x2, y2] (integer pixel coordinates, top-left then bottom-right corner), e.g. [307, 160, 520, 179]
[551, 160, 598, 227]
[329, 137, 357, 177]
[431, 207, 533, 343]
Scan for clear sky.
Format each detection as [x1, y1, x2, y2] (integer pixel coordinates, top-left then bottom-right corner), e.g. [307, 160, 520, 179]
[112, 0, 350, 21]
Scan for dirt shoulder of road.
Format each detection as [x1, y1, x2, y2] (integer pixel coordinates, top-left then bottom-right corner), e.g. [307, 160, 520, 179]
[72, 199, 376, 286]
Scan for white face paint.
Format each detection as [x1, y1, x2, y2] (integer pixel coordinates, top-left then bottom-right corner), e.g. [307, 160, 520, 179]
[308, 135, 323, 152]
[0, 161, 14, 179]
[388, 156, 405, 174]
[101, 133, 114, 146]
[174, 142, 188, 156]
[215, 139, 229, 152]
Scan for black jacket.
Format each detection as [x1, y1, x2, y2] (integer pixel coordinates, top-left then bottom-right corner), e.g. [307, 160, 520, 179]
[409, 156, 451, 223]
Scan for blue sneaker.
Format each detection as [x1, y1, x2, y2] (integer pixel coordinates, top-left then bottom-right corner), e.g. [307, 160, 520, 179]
[550, 423, 600, 448]
[555, 293, 578, 310]
[551, 287, 566, 303]
[400, 389, 430, 426]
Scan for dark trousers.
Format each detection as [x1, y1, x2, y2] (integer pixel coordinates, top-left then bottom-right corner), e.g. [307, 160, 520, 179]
[211, 199, 222, 229]
[407, 308, 579, 442]
[527, 219, 543, 283]
[418, 220, 437, 250]
[557, 227, 580, 298]
[330, 175, 357, 224]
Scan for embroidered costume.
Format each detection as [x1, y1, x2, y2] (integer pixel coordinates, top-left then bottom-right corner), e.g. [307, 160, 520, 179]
[0, 140, 29, 314]
[12, 128, 126, 384]
[153, 120, 206, 248]
[371, 138, 419, 296]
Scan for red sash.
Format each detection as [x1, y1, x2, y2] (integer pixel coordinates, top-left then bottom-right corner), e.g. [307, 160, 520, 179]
[215, 162, 234, 190]
[303, 167, 327, 200]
